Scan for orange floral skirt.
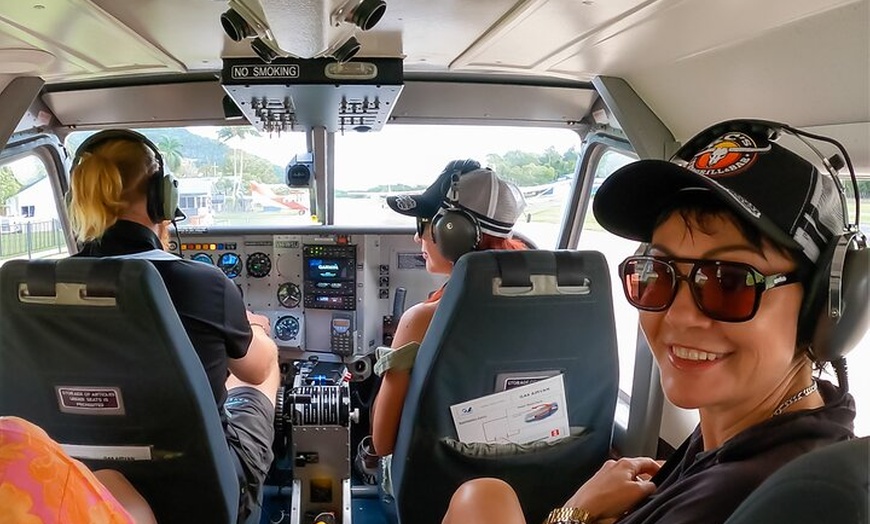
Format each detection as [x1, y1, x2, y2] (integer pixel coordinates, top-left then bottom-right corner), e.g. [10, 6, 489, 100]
[0, 416, 134, 523]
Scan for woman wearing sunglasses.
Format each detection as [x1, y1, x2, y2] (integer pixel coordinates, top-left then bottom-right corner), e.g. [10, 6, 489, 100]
[441, 121, 858, 524]
[369, 160, 526, 491]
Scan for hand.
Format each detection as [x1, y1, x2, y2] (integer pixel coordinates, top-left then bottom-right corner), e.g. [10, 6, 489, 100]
[562, 457, 661, 520]
[246, 311, 271, 332]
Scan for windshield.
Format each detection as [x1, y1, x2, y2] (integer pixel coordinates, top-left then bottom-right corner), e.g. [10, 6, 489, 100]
[67, 125, 580, 248]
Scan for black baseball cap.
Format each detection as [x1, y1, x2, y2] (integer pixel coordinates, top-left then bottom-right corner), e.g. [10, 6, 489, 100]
[386, 159, 480, 219]
[593, 120, 845, 265]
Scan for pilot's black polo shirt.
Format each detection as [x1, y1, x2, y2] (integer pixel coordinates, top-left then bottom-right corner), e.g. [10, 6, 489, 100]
[75, 220, 252, 411]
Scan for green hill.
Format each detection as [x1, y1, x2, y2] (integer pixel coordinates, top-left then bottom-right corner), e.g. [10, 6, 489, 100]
[65, 128, 275, 173]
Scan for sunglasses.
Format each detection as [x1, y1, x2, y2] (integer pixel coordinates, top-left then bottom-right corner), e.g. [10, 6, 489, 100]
[416, 216, 431, 237]
[618, 256, 802, 322]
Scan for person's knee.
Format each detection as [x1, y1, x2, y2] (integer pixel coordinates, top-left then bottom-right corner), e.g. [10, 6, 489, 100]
[451, 477, 516, 504]
[444, 478, 524, 524]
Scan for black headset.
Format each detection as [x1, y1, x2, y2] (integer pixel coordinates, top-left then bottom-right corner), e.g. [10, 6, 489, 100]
[677, 119, 868, 364]
[431, 159, 482, 262]
[72, 129, 181, 223]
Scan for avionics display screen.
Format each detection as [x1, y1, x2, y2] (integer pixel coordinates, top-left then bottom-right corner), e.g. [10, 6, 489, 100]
[307, 258, 353, 281]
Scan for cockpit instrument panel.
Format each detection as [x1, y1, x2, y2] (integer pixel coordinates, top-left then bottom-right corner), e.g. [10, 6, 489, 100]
[246, 252, 272, 278]
[191, 252, 213, 265]
[217, 252, 243, 278]
[277, 282, 302, 308]
[173, 229, 442, 364]
[303, 244, 356, 311]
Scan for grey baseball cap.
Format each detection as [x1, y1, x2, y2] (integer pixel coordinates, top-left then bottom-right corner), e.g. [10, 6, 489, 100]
[387, 160, 526, 237]
[436, 168, 527, 238]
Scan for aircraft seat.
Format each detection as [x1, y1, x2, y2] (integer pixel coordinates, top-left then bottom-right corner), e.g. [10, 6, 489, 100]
[725, 437, 869, 524]
[0, 258, 242, 524]
[390, 250, 620, 524]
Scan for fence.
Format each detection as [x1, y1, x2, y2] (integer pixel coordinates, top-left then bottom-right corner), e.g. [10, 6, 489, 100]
[0, 219, 67, 260]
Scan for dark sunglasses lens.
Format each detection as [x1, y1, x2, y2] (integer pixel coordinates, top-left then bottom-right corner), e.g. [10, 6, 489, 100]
[693, 262, 757, 321]
[416, 218, 426, 236]
[622, 258, 674, 310]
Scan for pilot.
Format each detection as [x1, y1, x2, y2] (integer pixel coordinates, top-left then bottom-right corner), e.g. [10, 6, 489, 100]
[66, 129, 280, 520]
[370, 160, 527, 493]
[440, 121, 859, 524]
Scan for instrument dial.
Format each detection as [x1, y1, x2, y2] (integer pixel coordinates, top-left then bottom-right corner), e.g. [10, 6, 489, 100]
[246, 252, 272, 278]
[274, 315, 300, 342]
[191, 252, 213, 265]
[217, 253, 243, 279]
[277, 282, 302, 308]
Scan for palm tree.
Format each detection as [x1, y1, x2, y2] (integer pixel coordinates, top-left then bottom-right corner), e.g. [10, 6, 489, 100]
[217, 126, 259, 210]
[156, 136, 184, 173]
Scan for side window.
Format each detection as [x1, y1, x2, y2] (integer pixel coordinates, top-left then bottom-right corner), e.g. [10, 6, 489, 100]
[579, 148, 639, 397]
[842, 176, 870, 436]
[0, 155, 68, 262]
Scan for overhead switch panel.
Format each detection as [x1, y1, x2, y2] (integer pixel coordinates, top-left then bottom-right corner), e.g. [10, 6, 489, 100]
[221, 57, 403, 134]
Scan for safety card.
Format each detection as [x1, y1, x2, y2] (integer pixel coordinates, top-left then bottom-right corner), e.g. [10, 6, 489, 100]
[449, 374, 570, 445]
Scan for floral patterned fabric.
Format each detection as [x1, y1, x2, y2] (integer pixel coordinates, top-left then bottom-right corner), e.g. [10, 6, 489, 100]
[0, 416, 134, 524]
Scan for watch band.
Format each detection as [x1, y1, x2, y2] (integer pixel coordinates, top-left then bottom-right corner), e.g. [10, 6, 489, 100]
[543, 507, 593, 524]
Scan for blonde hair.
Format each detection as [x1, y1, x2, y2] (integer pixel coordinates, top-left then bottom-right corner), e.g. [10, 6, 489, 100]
[68, 138, 157, 242]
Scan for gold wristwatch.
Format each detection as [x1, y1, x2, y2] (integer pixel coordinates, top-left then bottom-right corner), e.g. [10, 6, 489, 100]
[542, 507, 593, 524]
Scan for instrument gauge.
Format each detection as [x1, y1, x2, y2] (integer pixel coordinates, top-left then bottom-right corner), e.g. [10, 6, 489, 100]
[274, 315, 300, 342]
[277, 282, 302, 308]
[217, 253, 243, 279]
[246, 252, 272, 278]
[191, 252, 213, 265]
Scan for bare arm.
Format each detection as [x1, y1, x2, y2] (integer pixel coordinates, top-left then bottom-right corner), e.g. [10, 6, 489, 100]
[371, 301, 437, 455]
[227, 311, 279, 385]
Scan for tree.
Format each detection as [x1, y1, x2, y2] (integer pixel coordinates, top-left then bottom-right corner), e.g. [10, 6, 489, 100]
[0, 166, 22, 206]
[485, 146, 579, 187]
[156, 136, 184, 173]
[217, 126, 260, 210]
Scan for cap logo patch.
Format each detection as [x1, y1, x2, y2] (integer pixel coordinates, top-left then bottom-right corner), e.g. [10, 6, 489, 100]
[394, 195, 417, 211]
[689, 132, 770, 177]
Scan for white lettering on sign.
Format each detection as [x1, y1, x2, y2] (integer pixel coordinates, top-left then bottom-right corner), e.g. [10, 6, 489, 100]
[56, 386, 125, 415]
[231, 64, 300, 79]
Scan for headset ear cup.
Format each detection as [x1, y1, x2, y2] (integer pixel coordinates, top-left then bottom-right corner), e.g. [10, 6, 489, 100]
[806, 241, 870, 361]
[145, 173, 179, 222]
[432, 210, 479, 262]
[146, 174, 163, 222]
[163, 173, 179, 220]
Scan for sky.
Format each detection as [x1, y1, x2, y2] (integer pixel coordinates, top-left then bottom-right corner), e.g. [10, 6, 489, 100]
[190, 125, 580, 190]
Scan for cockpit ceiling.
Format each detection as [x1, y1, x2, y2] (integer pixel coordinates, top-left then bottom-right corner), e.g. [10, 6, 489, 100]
[0, 0, 863, 84]
[0, 1, 866, 141]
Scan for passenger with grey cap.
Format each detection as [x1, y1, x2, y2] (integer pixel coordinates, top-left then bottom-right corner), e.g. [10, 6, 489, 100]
[440, 120, 867, 524]
[366, 160, 527, 494]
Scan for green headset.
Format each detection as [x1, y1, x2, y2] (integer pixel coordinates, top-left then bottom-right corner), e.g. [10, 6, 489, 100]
[72, 129, 181, 223]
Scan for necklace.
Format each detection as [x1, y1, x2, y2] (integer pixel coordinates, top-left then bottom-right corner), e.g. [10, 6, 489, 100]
[772, 381, 818, 417]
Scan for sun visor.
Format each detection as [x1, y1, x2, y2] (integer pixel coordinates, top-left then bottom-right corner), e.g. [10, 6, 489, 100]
[221, 57, 403, 134]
